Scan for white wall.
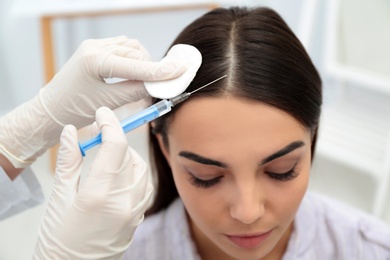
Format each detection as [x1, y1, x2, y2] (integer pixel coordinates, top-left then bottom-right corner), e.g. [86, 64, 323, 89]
[339, 0, 390, 75]
[0, 0, 43, 112]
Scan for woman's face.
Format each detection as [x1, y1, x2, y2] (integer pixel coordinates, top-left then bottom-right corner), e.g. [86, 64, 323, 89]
[156, 96, 312, 259]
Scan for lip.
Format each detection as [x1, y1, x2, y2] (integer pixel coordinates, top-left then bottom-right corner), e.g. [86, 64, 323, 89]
[225, 230, 273, 249]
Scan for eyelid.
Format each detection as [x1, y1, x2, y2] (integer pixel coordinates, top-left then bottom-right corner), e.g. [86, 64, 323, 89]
[187, 169, 222, 181]
[187, 171, 223, 188]
[185, 166, 224, 178]
[264, 161, 297, 175]
[265, 164, 299, 181]
[264, 161, 298, 174]
[262, 151, 303, 173]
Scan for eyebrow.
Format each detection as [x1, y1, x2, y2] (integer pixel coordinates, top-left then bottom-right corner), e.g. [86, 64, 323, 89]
[178, 151, 228, 168]
[178, 140, 305, 168]
[260, 141, 305, 165]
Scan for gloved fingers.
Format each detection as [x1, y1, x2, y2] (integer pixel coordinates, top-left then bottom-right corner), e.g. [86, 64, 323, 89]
[98, 38, 152, 78]
[99, 45, 149, 78]
[108, 80, 150, 102]
[81, 122, 100, 139]
[77, 107, 129, 211]
[52, 125, 83, 199]
[91, 107, 128, 173]
[79, 36, 142, 51]
[77, 37, 131, 58]
[124, 146, 154, 203]
[121, 49, 148, 60]
[102, 36, 141, 48]
[104, 38, 151, 61]
[119, 38, 146, 50]
[110, 46, 148, 61]
[103, 56, 187, 81]
[100, 35, 129, 45]
[73, 82, 148, 137]
[127, 146, 149, 187]
[132, 182, 154, 217]
[120, 38, 152, 61]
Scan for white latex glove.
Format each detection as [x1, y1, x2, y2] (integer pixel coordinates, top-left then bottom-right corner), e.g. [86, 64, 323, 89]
[33, 107, 153, 259]
[0, 36, 185, 168]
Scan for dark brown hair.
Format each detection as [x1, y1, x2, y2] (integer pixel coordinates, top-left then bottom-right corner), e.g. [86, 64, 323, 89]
[147, 7, 322, 215]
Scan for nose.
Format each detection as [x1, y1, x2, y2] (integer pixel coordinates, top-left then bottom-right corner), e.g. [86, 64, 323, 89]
[229, 182, 265, 225]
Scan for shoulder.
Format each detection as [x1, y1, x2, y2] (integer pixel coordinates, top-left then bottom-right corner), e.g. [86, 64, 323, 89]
[308, 192, 390, 238]
[288, 191, 390, 259]
[123, 202, 176, 260]
[132, 207, 168, 242]
[123, 199, 199, 260]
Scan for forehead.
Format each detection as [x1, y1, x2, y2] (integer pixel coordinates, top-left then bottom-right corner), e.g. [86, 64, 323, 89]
[167, 97, 310, 155]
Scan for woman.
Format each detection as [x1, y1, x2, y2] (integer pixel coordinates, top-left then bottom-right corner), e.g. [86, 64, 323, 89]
[125, 6, 390, 259]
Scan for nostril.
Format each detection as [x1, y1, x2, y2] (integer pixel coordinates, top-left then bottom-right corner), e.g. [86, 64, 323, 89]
[230, 201, 265, 225]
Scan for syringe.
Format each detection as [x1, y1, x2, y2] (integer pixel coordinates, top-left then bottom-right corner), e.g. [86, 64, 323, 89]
[78, 75, 227, 156]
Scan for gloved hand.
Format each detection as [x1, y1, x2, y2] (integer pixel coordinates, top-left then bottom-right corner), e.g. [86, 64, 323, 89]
[0, 36, 185, 168]
[33, 107, 153, 259]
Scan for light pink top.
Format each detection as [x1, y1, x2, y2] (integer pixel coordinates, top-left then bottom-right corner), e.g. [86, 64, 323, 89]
[125, 191, 390, 259]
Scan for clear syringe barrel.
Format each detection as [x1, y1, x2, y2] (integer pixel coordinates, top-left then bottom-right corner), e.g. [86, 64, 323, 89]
[78, 99, 172, 156]
[121, 99, 172, 133]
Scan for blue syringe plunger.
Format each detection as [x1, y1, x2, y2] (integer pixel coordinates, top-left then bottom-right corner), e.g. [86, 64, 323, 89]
[78, 99, 173, 156]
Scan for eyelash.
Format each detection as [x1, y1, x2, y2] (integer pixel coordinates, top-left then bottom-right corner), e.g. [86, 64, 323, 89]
[265, 166, 298, 182]
[189, 175, 223, 189]
[188, 166, 298, 189]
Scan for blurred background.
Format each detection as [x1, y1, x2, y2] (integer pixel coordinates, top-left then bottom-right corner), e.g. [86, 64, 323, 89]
[0, 0, 389, 258]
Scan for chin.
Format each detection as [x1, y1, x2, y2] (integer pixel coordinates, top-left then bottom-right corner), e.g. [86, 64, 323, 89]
[217, 240, 276, 260]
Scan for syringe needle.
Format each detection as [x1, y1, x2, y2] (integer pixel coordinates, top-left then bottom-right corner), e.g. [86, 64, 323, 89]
[170, 75, 227, 106]
[189, 75, 227, 94]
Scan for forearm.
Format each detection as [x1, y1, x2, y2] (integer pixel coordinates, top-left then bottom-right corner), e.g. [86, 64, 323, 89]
[0, 94, 62, 168]
[0, 153, 23, 180]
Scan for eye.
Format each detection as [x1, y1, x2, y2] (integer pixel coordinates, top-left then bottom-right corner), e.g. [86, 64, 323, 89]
[265, 165, 298, 182]
[188, 174, 223, 189]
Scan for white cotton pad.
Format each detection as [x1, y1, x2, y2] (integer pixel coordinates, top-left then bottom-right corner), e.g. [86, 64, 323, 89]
[144, 44, 202, 99]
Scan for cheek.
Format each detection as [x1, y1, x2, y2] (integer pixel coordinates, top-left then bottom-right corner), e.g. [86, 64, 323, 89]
[266, 157, 311, 224]
[171, 167, 208, 206]
[170, 167, 223, 225]
[171, 168, 192, 201]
